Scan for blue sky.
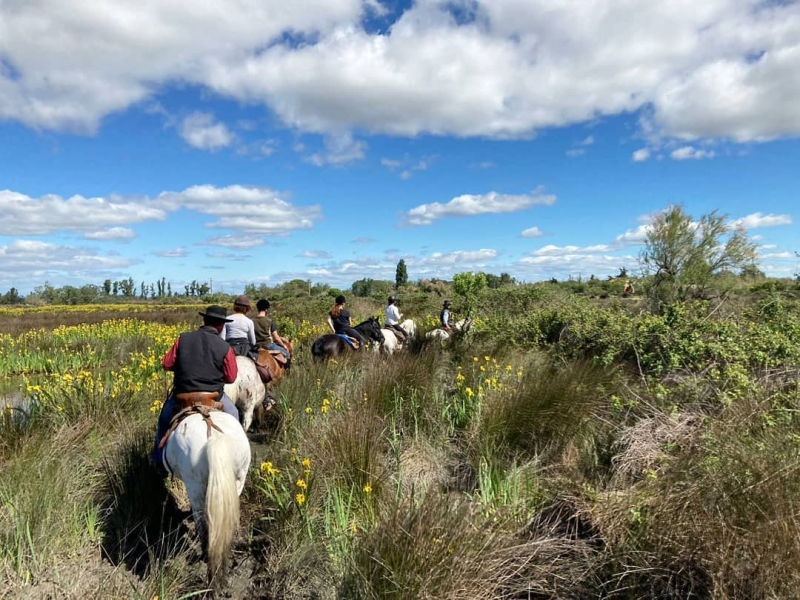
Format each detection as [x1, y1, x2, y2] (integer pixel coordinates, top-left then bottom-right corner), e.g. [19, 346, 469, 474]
[1, 0, 798, 295]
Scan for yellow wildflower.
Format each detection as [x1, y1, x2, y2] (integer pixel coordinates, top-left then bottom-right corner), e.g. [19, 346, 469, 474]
[295, 493, 306, 506]
[305, 407, 313, 414]
[301, 458, 311, 470]
[363, 484, 372, 494]
[296, 478, 307, 489]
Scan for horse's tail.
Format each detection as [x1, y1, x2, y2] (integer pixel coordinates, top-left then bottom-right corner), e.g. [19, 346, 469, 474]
[205, 431, 240, 580]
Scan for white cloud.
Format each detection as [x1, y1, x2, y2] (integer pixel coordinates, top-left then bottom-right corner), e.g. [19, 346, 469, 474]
[201, 235, 268, 249]
[0, 189, 165, 235]
[381, 153, 435, 178]
[0, 239, 133, 288]
[157, 185, 323, 235]
[155, 247, 187, 258]
[413, 249, 498, 267]
[0, 185, 322, 239]
[299, 250, 333, 258]
[179, 112, 234, 150]
[732, 212, 793, 229]
[83, 227, 136, 240]
[632, 148, 651, 162]
[614, 223, 652, 247]
[565, 148, 585, 158]
[351, 237, 375, 243]
[529, 244, 611, 256]
[404, 188, 556, 226]
[670, 146, 716, 160]
[520, 226, 544, 238]
[306, 132, 366, 166]
[3, 1, 800, 145]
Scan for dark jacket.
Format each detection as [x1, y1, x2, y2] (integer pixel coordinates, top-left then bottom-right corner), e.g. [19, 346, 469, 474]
[169, 326, 233, 395]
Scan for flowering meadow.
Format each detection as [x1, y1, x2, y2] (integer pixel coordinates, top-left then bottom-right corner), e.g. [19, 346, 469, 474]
[2, 288, 800, 598]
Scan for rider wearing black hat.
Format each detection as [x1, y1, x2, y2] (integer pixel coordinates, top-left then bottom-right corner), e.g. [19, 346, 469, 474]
[153, 305, 241, 475]
[440, 300, 453, 333]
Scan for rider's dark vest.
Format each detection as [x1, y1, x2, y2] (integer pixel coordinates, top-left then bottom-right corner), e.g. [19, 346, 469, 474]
[172, 326, 230, 396]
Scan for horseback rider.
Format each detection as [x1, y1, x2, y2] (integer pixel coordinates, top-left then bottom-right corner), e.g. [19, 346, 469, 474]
[440, 300, 453, 333]
[327, 294, 367, 349]
[384, 295, 407, 343]
[253, 298, 292, 365]
[220, 295, 256, 357]
[153, 305, 241, 474]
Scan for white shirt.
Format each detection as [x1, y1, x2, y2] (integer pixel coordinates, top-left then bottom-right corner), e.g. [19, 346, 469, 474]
[221, 313, 256, 345]
[385, 304, 401, 326]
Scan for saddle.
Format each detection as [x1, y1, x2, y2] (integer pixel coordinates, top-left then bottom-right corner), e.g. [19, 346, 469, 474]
[254, 348, 288, 384]
[174, 390, 221, 410]
[336, 333, 360, 349]
[157, 402, 224, 451]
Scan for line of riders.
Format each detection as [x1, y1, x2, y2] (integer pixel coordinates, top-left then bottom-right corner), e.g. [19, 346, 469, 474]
[153, 294, 455, 474]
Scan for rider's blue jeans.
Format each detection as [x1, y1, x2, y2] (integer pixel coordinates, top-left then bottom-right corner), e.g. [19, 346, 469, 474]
[152, 393, 239, 473]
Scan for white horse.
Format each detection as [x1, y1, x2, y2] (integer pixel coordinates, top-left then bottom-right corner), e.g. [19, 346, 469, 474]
[381, 319, 417, 355]
[426, 318, 473, 343]
[164, 410, 251, 580]
[224, 355, 265, 432]
[399, 319, 417, 338]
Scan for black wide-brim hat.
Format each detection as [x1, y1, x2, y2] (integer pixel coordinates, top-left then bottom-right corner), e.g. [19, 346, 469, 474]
[199, 305, 234, 322]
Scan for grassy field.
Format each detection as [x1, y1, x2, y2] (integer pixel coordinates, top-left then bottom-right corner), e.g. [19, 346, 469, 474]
[1, 285, 799, 598]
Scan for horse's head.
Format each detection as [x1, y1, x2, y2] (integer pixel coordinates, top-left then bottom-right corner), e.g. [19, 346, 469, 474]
[362, 317, 385, 344]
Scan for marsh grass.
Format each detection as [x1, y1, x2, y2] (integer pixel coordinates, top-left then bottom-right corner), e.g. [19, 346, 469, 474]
[5, 298, 800, 598]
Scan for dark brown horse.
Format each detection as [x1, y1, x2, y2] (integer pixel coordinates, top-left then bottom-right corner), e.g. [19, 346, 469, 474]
[311, 317, 384, 361]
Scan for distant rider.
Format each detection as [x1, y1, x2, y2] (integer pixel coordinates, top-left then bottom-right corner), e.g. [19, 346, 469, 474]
[220, 295, 256, 357]
[384, 295, 407, 343]
[327, 295, 367, 349]
[253, 298, 292, 366]
[440, 300, 453, 333]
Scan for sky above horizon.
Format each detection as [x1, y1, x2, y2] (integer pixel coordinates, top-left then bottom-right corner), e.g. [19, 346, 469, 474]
[1, 0, 799, 295]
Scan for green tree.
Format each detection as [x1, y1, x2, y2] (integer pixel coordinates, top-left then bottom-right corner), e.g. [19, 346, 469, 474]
[395, 259, 408, 288]
[639, 205, 757, 305]
[103, 279, 112, 295]
[452, 271, 487, 317]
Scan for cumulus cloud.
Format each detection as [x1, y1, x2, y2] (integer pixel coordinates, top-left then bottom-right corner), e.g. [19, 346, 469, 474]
[200, 235, 268, 249]
[528, 244, 612, 256]
[157, 185, 323, 235]
[0, 185, 322, 239]
[632, 148, 651, 162]
[83, 227, 136, 240]
[180, 112, 234, 150]
[670, 146, 716, 160]
[404, 189, 556, 226]
[731, 212, 793, 229]
[0, 189, 165, 235]
[299, 250, 333, 258]
[155, 247, 187, 258]
[520, 226, 544, 238]
[0, 239, 134, 289]
[3, 1, 800, 146]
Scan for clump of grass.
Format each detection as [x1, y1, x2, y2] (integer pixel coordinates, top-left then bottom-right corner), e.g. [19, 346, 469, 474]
[341, 492, 494, 599]
[473, 357, 619, 473]
[596, 379, 800, 598]
[0, 424, 99, 583]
